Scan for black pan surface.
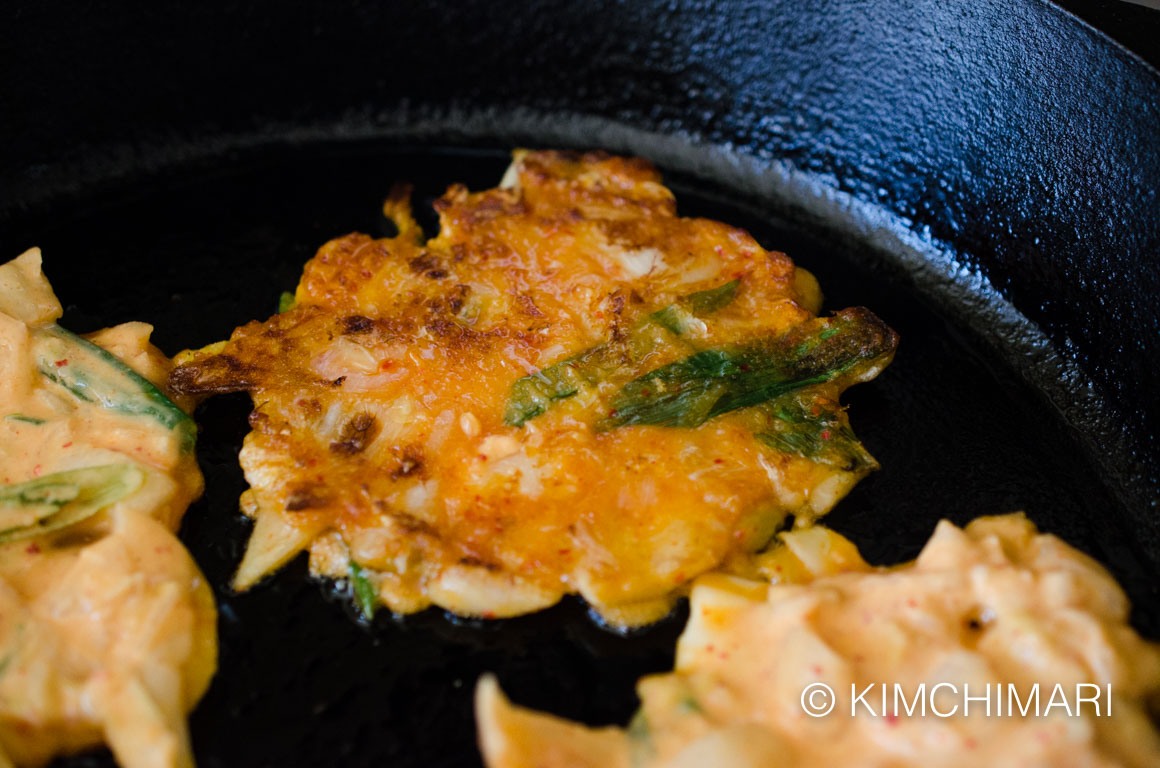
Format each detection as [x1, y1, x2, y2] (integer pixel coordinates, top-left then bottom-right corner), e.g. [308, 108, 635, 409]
[0, 141, 1153, 767]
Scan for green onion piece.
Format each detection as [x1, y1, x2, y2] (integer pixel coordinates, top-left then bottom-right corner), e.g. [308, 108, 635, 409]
[0, 464, 145, 544]
[31, 325, 196, 451]
[3, 414, 46, 425]
[626, 709, 655, 767]
[755, 392, 877, 472]
[505, 280, 741, 427]
[504, 346, 620, 427]
[649, 279, 739, 336]
[627, 710, 652, 743]
[686, 278, 740, 314]
[601, 308, 897, 430]
[277, 291, 296, 313]
[348, 561, 377, 619]
[648, 306, 686, 336]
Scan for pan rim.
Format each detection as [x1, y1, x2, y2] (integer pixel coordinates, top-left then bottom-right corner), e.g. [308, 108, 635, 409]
[2, 107, 1154, 530]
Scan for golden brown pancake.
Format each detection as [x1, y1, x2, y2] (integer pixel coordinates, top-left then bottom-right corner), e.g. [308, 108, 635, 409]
[171, 150, 897, 627]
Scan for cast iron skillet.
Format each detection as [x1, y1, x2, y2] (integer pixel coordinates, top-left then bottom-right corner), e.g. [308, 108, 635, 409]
[1, 1, 1158, 766]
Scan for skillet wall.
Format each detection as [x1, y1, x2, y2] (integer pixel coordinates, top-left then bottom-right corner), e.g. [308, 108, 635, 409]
[3, 0, 1158, 543]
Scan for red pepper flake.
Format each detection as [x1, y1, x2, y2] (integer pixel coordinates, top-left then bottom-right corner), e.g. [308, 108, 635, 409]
[714, 458, 725, 464]
[557, 548, 571, 555]
[885, 713, 899, 726]
[32, 465, 41, 477]
[608, 409, 618, 417]
[379, 360, 393, 371]
[481, 611, 496, 620]
[478, 454, 488, 461]
[54, 359, 68, 367]
[820, 430, 831, 440]
[739, 364, 751, 371]
[965, 737, 977, 750]
[640, 388, 651, 396]
[61, 442, 72, 448]
[811, 665, 823, 675]
[25, 543, 40, 554]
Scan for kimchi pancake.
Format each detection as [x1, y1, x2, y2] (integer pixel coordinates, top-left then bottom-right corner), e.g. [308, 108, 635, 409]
[171, 150, 897, 627]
